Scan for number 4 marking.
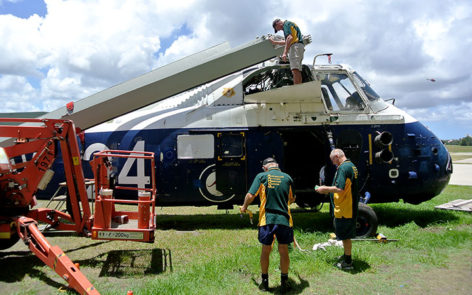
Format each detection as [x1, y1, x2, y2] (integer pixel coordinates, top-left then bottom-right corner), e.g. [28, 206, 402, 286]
[118, 140, 150, 188]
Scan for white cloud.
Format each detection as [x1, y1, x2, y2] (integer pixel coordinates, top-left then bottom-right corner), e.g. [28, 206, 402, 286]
[0, 75, 40, 112]
[0, 0, 205, 111]
[0, 0, 471, 138]
[154, 14, 213, 67]
[407, 102, 472, 123]
[407, 102, 472, 139]
[0, 14, 46, 76]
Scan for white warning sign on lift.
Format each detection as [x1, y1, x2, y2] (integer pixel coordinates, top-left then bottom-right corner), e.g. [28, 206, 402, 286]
[97, 231, 144, 240]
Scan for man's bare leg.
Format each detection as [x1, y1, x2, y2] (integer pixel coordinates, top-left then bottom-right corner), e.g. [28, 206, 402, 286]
[292, 69, 302, 84]
[261, 244, 272, 274]
[278, 243, 290, 273]
[342, 239, 352, 256]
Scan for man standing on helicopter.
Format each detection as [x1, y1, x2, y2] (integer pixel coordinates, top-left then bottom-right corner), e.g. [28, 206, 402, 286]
[270, 18, 305, 85]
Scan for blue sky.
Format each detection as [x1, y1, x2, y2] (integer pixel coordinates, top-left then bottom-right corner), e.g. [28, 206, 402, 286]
[0, 0, 471, 140]
[0, 0, 46, 18]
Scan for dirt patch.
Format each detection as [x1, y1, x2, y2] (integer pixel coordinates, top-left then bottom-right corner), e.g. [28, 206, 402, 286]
[173, 230, 201, 236]
[399, 251, 472, 295]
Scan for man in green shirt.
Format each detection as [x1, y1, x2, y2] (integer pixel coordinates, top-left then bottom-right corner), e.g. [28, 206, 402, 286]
[316, 149, 359, 270]
[270, 18, 305, 84]
[241, 157, 295, 291]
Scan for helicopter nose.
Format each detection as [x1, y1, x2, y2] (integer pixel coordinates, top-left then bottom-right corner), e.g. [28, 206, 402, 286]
[445, 150, 453, 174]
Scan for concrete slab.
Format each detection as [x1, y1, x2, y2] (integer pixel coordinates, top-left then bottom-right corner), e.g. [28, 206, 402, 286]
[449, 162, 472, 186]
[455, 158, 472, 164]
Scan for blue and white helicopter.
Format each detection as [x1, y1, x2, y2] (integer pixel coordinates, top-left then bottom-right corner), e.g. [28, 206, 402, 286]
[42, 37, 453, 236]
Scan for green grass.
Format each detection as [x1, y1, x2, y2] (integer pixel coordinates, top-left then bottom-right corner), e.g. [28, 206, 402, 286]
[444, 144, 472, 161]
[1, 186, 471, 294]
[445, 144, 472, 153]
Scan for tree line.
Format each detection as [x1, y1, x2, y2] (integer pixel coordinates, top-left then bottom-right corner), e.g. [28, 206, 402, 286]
[444, 135, 472, 146]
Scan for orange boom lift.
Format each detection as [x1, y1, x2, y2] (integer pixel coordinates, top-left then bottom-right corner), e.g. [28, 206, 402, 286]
[0, 118, 156, 294]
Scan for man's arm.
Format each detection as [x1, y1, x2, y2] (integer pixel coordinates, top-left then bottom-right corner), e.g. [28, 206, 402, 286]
[269, 37, 286, 46]
[282, 35, 293, 61]
[241, 192, 257, 213]
[315, 185, 344, 195]
[288, 186, 296, 204]
[316, 166, 347, 195]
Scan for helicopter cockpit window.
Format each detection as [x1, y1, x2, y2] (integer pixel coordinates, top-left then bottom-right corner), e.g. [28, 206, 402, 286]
[319, 73, 365, 112]
[243, 65, 313, 95]
[352, 72, 380, 101]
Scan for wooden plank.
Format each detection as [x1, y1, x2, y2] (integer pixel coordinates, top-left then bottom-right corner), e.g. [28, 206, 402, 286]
[435, 199, 472, 212]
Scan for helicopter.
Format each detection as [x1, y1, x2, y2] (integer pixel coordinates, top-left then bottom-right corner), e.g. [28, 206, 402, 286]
[11, 36, 453, 236]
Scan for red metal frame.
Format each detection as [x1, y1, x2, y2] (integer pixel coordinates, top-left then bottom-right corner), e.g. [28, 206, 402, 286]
[90, 150, 156, 243]
[0, 118, 155, 294]
[15, 216, 99, 295]
[0, 118, 97, 294]
[0, 118, 92, 233]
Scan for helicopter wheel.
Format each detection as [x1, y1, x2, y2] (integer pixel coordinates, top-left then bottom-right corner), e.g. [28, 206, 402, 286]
[310, 201, 324, 212]
[295, 192, 324, 212]
[356, 203, 378, 238]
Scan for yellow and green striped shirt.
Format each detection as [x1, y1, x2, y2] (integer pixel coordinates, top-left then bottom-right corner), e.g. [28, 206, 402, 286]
[283, 20, 303, 46]
[331, 160, 359, 219]
[248, 168, 295, 227]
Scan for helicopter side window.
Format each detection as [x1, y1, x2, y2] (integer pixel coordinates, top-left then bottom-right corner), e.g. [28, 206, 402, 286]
[345, 91, 364, 110]
[177, 134, 214, 159]
[219, 133, 245, 158]
[321, 86, 335, 111]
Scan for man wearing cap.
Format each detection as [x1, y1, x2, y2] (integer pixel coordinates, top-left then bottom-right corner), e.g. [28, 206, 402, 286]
[270, 19, 305, 84]
[241, 157, 295, 291]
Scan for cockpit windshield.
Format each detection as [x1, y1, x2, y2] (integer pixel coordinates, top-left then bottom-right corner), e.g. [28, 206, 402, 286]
[317, 72, 365, 112]
[352, 72, 380, 101]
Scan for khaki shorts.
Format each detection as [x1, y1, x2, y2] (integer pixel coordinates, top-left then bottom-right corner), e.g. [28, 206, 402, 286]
[288, 42, 305, 71]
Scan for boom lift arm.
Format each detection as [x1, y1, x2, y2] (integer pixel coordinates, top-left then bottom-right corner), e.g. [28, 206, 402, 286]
[0, 118, 157, 294]
[0, 118, 98, 294]
[15, 216, 99, 295]
[0, 118, 92, 231]
[37, 36, 285, 131]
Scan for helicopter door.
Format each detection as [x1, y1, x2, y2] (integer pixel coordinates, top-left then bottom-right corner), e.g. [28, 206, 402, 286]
[215, 131, 247, 197]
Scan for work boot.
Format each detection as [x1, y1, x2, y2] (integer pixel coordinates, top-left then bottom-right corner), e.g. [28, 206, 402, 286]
[258, 279, 269, 291]
[281, 280, 292, 293]
[280, 273, 291, 293]
[336, 260, 354, 270]
[259, 274, 269, 291]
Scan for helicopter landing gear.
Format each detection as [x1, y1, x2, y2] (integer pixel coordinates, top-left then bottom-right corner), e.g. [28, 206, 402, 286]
[356, 203, 378, 238]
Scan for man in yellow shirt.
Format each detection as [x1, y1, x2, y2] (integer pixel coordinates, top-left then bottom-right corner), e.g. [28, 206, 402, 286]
[316, 149, 359, 270]
[270, 19, 305, 84]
